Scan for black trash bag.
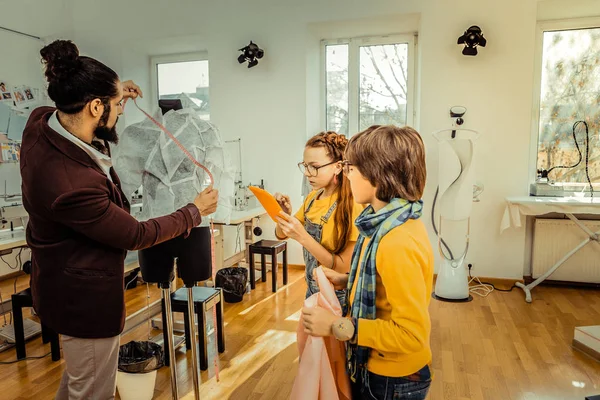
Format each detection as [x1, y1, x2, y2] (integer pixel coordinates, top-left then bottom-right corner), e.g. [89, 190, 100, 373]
[118, 341, 164, 373]
[216, 267, 248, 303]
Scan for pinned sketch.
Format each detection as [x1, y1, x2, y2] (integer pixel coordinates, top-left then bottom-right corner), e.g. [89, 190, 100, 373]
[0, 134, 20, 163]
[0, 82, 12, 103]
[13, 86, 36, 109]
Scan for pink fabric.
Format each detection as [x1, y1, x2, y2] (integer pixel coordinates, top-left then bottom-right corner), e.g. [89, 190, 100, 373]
[291, 267, 352, 400]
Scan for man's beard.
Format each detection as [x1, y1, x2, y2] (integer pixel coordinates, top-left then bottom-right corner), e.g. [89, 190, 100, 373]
[95, 120, 119, 144]
[94, 102, 119, 144]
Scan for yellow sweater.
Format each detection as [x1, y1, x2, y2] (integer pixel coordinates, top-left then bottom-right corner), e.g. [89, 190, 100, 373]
[349, 219, 434, 377]
[295, 190, 364, 252]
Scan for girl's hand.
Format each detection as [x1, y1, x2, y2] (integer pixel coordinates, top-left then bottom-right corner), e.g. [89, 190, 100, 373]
[276, 212, 309, 244]
[274, 192, 292, 215]
[302, 306, 338, 337]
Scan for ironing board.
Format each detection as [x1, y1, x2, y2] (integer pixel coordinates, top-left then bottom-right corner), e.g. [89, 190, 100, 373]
[502, 196, 600, 303]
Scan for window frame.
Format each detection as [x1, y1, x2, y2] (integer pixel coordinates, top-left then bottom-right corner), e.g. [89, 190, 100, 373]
[321, 34, 418, 136]
[150, 51, 209, 109]
[529, 17, 600, 187]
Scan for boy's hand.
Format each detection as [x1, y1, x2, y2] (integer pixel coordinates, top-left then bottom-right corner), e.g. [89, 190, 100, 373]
[315, 268, 348, 290]
[302, 306, 337, 337]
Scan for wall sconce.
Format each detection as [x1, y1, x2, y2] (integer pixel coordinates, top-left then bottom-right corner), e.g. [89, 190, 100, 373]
[237, 41, 264, 68]
[457, 26, 486, 56]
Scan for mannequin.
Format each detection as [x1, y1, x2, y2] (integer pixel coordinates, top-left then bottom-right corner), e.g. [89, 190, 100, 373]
[432, 128, 480, 302]
[114, 105, 232, 400]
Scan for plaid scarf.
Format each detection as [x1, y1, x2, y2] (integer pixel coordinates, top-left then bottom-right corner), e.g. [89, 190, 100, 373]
[346, 198, 423, 382]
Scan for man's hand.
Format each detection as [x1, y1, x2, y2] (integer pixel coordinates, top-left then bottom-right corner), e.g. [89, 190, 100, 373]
[122, 80, 143, 100]
[194, 186, 219, 216]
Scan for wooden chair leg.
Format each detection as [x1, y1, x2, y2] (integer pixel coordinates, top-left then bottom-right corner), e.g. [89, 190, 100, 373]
[271, 249, 278, 293]
[216, 292, 225, 353]
[161, 297, 170, 367]
[12, 295, 26, 360]
[183, 310, 192, 351]
[198, 308, 208, 371]
[283, 248, 288, 285]
[261, 254, 267, 283]
[250, 250, 256, 289]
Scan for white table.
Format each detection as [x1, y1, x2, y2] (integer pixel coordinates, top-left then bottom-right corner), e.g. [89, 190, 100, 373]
[212, 207, 267, 270]
[502, 196, 600, 302]
[0, 227, 27, 253]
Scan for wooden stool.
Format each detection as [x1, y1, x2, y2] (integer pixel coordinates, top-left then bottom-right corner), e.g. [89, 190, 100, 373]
[164, 287, 225, 370]
[11, 288, 61, 361]
[249, 240, 288, 292]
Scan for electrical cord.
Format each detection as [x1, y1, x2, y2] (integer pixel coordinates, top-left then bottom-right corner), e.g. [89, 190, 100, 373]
[0, 351, 52, 364]
[124, 271, 139, 291]
[468, 276, 494, 298]
[468, 265, 516, 293]
[0, 291, 6, 326]
[431, 187, 454, 260]
[547, 121, 584, 174]
[0, 254, 17, 270]
[235, 224, 242, 254]
[9, 249, 24, 326]
[547, 121, 594, 197]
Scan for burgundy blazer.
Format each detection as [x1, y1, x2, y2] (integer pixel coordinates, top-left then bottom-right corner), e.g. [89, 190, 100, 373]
[20, 106, 201, 338]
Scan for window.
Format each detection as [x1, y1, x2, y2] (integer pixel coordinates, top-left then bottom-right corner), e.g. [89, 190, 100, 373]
[323, 35, 417, 136]
[151, 53, 209, 120]
[534, 22, 600, 185]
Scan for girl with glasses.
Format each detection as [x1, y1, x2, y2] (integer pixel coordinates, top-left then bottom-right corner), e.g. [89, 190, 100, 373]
[274, 131, 364, 307]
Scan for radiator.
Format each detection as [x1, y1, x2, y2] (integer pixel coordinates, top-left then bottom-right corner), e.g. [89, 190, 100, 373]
[532, 218, 600, 283]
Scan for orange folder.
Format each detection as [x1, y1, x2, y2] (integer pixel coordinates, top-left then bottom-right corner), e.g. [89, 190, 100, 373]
[248, 186, 283, 223]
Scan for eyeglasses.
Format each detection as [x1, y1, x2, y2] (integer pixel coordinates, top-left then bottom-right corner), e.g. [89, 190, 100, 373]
[297, 160, 338, 177]
[341, 160, 353, 175]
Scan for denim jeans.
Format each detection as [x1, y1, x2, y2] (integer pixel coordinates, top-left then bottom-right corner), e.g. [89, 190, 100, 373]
[352, 369, 432, 400]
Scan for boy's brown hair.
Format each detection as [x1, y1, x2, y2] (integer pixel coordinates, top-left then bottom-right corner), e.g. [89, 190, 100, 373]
[345, 125, 426, 202]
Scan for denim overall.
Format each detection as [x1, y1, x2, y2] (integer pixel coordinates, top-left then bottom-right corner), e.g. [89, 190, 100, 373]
[303, 191, 347, 309]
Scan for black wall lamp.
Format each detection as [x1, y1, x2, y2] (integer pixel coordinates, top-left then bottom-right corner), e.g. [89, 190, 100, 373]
[457, 26, 486, 56]
[238, 41, 264, 68]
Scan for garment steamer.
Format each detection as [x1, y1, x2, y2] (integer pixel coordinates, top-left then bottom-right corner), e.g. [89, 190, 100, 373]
[126, 98, 220, 399]
[432, 107, 481, 302]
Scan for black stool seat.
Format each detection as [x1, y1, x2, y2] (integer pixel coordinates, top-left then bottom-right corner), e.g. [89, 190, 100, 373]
[12, 288, 61, 361]
[162, 286, 225, 370]
[249, 240, 288, 292]
[172, 286, 220, 304]
[249, 240, 287, 254]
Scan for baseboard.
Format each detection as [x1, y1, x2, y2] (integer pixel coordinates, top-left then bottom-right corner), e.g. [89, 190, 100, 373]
[0, 270, 25, 283]
[434, 274, 523, 291]
[573, 338, 600, 362]
[524, 276, 600, 289]
[248, 262, 304, 271]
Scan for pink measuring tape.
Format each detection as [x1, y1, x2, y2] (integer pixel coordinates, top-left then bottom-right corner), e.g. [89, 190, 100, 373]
[128, 98, 221, 381]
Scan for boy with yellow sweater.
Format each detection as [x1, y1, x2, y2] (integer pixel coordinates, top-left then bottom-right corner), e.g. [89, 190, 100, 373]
[302, 125, 434, 399]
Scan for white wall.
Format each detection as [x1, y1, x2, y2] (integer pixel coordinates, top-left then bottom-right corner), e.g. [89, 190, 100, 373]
[4, 0, 600, 278]
[67, 0, 600, 277]
[0, 28, 45, 210]
[0, 26, 46, 276]
[418, 0, 539, 279]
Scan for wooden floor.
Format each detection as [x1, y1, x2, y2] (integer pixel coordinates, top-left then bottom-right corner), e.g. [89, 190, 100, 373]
[1, 270, 600, 400]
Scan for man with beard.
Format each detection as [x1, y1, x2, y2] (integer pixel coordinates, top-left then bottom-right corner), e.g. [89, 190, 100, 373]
[20, 40, 219, 400]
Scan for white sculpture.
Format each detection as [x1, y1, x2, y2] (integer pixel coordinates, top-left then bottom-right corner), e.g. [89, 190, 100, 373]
[432, 128, 480, 302]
